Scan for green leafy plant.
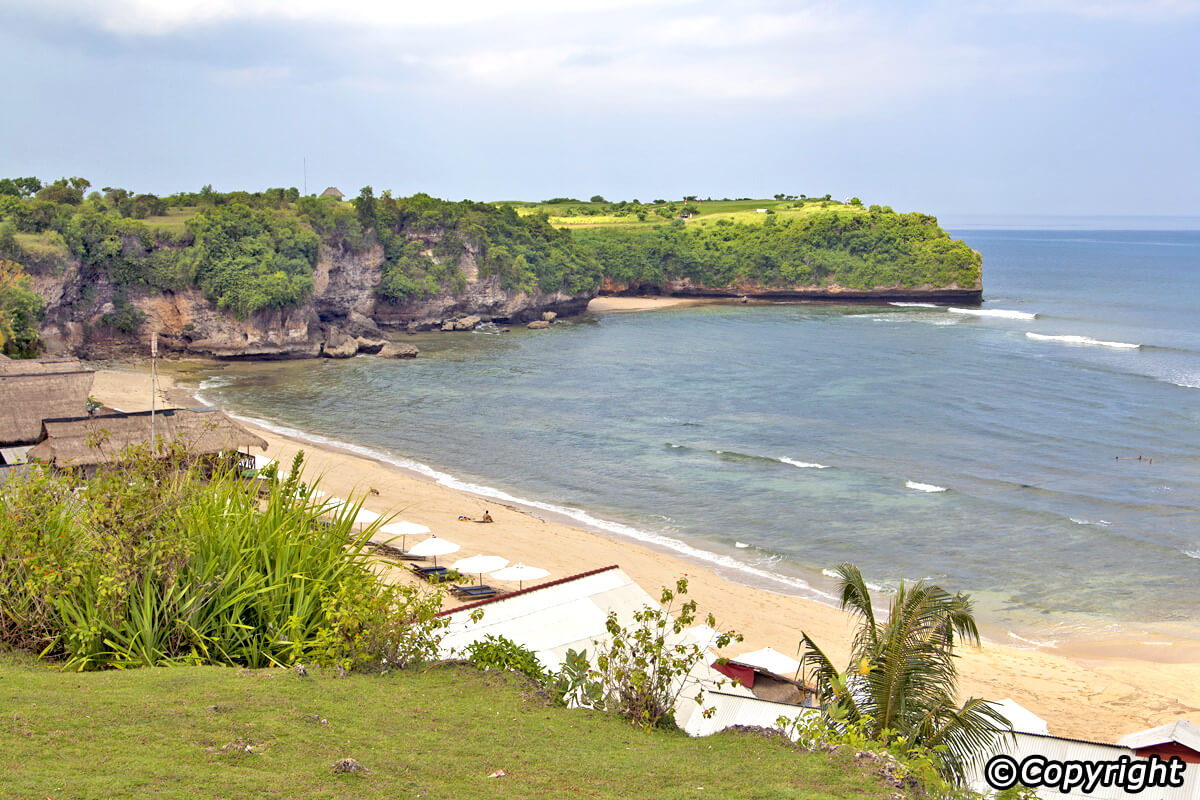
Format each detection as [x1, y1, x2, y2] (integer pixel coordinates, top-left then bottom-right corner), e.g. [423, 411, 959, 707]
[591, 577, 742, 729]
[463, 634, 548, 683]
[546, 647, 605, 708]
[0, 447, 447, 672]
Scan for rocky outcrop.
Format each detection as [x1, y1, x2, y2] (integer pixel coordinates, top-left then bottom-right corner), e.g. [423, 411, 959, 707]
[378, 342, 419, 359]
[526, 320, 550, 330]
[36, 234, 594, 360]
[598, 277, 983, 305]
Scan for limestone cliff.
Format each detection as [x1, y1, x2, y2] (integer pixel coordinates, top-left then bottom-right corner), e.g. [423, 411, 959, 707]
[598, 277, 983, 304]
[38, 240, 594, 360]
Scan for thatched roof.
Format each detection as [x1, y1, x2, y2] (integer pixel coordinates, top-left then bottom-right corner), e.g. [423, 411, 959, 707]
[26, 407, 268, 469]
[0, 358, 95, 446]
[319, 186, 344, 199]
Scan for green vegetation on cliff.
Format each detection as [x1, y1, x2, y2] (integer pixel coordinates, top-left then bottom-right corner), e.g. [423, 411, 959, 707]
[0, 177, 979, 356]
[572, 206, 980, 291]
[0, 258, 44, 357]
[0, 178, 604, 321]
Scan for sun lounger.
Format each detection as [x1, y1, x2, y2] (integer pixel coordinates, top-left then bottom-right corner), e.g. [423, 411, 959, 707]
[411, 565, 450, 581]
[450, 583, 498, 599]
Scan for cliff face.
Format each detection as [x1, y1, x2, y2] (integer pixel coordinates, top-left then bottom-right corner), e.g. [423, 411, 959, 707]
[38, 240, 596, 360]
[599, 277, 983, 304]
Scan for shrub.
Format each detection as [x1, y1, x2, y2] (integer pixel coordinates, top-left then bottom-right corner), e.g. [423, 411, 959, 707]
[0, 448, 446, 671]
[591, 578, 741, 729]
[464, 634, 549, 683]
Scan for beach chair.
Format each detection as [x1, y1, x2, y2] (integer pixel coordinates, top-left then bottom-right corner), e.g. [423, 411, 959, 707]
[411, 565, 450, 582]
[450, 583, 498, 599]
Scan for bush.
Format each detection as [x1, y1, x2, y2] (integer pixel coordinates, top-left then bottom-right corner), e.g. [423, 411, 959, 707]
[0, 449, 447, 671]
[464, 634, 549, 683]
[591, 578, 741, 729]
[99, 296, 146, 334]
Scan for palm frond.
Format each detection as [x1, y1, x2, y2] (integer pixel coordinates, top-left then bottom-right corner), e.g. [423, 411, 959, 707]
[799, 630, 863, 726]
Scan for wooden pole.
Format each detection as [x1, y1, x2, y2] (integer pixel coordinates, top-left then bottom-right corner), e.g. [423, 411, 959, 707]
[150, 331, 158, 453]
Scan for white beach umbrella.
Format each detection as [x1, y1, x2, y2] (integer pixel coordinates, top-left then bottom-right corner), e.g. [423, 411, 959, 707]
[253, 453, 276, 470]
[406, 535, 461, 566]
[352, 507, 382, 531]
[452, 554, 509, 585]
[735, 646, 801, 679]
[489, 563, 550, 590]
[377, 520, 431, 550]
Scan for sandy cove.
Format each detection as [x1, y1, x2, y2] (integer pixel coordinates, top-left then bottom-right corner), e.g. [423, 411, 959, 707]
[88, 364, 1200, 743]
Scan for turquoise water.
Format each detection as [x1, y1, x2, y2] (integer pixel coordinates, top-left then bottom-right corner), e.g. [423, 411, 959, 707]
[190, 230, 1200, 644]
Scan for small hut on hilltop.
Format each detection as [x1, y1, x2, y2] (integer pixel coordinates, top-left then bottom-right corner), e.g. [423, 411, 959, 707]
[27, 407, 268, 472]
[319, 186, 345, 200]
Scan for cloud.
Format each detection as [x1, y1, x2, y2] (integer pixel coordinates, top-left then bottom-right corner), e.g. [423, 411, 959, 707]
[29, 0, 685, 36]
[11, 0, 1078, 117]
[987, 0, 1200, 20]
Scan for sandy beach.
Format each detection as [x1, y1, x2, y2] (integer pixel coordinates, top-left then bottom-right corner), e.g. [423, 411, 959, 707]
[586, 296, 714, 313]
[89, 363, 1200, 743]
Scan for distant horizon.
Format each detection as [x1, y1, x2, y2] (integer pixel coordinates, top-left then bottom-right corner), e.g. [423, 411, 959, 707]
[941, 213, 1200, 231]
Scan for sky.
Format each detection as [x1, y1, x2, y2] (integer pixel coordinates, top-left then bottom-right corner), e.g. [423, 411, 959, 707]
[2, 0, 1198, 217]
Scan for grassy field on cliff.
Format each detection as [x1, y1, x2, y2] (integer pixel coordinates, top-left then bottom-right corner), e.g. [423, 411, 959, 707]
[513, 197, 869, 231]
[1, 653, 900, 800]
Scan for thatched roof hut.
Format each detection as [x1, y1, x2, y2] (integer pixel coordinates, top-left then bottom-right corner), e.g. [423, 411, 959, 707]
[0, 358, 95, 446]
[319, 186, 344, 199]
[26, 407, 268, 470]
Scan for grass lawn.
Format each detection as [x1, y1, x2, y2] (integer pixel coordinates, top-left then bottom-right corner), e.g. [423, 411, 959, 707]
[513, 199, 870, 231]
[1, 653, 899, 800]
[12, 231, 70, 265]
[142, 206, 199, 235]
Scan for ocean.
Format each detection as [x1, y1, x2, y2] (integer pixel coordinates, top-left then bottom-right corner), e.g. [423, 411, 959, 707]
[188, 229, 1200, 646]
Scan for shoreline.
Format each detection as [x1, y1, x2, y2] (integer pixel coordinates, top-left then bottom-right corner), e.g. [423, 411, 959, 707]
[89, 363, 1200, 742]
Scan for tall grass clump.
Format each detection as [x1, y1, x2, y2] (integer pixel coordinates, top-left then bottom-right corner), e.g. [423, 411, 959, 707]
[0, 446, 446, 671]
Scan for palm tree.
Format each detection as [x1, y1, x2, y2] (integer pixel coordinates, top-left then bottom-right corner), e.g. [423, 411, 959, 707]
[799, 563, 1009, 782]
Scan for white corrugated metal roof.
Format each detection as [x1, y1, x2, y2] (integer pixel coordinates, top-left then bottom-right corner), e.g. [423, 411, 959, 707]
[440, 565, 755, 735]
[1119, 719, 1200, 753]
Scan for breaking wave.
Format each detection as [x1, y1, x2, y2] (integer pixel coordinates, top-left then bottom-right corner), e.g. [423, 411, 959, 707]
[779, 456, 831, 470]
[949, 307, 1037, 320]
[906, 480, 948, 493]
[1026, 332, 1140, 350]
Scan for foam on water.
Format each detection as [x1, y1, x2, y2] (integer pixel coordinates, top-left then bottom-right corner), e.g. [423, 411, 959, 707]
[906, 480, 948, 493]
[1070, 518, 1111, 527]
[949, 307, 1037, 320]
[1184, 550, 1200, 560]
[202, 398, 839, 603]
[779, 456, 831, 470]
[1026, 332, 1140, 350]
[1006, 631, 1058, 649]
[889, 302, 940, 308]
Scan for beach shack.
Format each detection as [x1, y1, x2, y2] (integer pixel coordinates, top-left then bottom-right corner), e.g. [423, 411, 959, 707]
[26, 407, 268, 473]
[0, 357, 95, 471]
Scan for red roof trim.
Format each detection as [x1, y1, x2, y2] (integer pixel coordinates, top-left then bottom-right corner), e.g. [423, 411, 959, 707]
[437, 564, 622, 617]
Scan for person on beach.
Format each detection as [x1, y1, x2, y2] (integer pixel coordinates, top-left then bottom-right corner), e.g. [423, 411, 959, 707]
[480, 510, 494, 523]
